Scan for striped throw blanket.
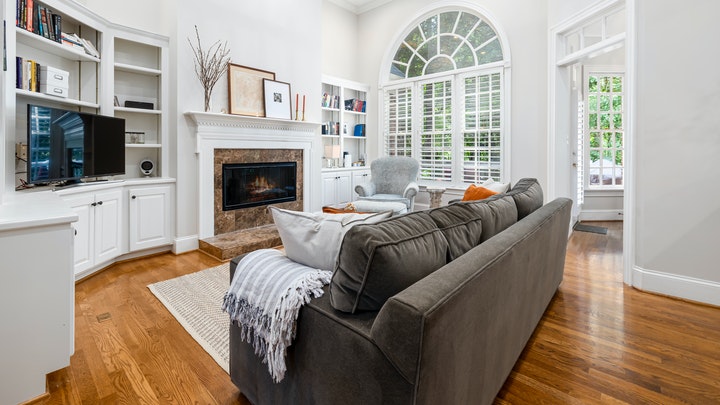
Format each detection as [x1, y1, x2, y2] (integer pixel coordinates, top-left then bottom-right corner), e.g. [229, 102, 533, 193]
[221, 249, 332, 383]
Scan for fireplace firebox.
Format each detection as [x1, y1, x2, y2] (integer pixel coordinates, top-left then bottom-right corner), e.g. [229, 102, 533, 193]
[222, 162, 297, 211]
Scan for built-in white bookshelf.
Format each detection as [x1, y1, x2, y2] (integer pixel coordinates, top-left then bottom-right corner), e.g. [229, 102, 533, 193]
[321, 75, 369, 170]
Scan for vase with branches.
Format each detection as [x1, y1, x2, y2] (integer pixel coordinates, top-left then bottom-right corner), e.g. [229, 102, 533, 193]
[188, 25, 231, 112]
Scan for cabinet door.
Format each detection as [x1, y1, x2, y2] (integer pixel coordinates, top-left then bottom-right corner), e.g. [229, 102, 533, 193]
[336, 172, 353, 204]
[128, 186, 174, 251]
[63, 194, 95, 275]
[93, 190, 124, 264]
[321, 173, 339, 206]
[351, 169, 371, 201]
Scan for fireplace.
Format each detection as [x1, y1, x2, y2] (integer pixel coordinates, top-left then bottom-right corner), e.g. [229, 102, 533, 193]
[222, 162, 297, 210]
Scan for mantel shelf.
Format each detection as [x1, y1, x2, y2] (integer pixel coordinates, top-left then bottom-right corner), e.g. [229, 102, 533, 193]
[185, 111, 320, 133]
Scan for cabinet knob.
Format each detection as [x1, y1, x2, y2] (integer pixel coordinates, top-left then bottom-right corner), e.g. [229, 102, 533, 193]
[132, 195, 137, 199]
[97, 201, 103, 206]
[91, 202, 96, 207]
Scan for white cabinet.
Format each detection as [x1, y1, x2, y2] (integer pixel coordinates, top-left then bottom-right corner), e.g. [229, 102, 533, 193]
[128, 185, 174, 251]
[322, 171, 352, 206]
[352, 169, 372, 200]
[64, 189, 123, 276]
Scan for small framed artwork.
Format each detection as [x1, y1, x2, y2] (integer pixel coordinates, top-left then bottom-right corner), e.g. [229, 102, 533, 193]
[263, 79, 292, 120]
[228, 63, 276, 117]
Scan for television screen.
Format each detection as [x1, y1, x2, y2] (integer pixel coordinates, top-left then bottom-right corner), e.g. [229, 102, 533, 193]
[26, 105, 125, 185]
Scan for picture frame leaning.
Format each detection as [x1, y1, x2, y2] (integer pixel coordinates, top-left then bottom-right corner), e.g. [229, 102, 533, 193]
[263, 79, 292, 120]
[228, 63, 276, 117]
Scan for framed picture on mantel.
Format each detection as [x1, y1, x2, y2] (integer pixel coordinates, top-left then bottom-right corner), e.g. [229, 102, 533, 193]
[263, 79, 292, 120]
[228, 63, 276, 117]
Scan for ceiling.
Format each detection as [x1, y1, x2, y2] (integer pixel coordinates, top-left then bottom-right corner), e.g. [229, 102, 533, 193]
[326, 0, 394, 14]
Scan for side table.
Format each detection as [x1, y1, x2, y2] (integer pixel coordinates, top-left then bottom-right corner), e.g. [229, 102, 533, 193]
[426, 187, 446, 209]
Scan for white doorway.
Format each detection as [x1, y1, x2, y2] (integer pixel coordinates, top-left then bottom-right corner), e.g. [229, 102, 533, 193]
[548, 0, 635, 282]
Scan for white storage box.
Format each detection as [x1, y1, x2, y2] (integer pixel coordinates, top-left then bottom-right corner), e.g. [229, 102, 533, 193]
[40, 84, 69, 98]
[40, 66, 70, 96]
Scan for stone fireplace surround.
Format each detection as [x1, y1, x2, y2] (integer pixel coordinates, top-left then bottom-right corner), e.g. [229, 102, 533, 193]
[214, 148, 303, 235]
[187, 112, 320, 243]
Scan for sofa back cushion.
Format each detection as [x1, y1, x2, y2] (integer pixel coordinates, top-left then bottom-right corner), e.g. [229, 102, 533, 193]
[330, 211, 449, 313]
[504, 178, 544, 219]
[428, 195, 518, 260]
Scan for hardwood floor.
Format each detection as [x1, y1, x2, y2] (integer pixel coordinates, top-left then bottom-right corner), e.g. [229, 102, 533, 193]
[36, 221, 720, 404]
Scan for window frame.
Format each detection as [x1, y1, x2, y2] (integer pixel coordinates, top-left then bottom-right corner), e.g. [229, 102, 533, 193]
[583, 67, 625, 191]
[379, 5, 512, 188]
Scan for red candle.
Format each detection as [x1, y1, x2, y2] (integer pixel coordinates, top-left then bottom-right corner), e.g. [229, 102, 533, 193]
[302, 95, 306, 112]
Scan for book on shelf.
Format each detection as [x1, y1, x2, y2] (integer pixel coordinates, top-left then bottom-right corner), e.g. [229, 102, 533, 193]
[321, 121, 340, 135]
[16, 57, 41, 92]
[344, 98, 366, 113]
[16, 0, 63, 44]
[321, 92, 340, 109]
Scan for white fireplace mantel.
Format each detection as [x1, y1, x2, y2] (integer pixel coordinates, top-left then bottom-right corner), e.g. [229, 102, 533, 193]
[186, 111, 321, 239]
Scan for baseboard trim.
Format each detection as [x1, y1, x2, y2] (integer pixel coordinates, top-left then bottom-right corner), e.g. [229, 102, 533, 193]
[633, 266, 720, 307]
[578, 209, 623, 221]
[174, 234, 199, 254]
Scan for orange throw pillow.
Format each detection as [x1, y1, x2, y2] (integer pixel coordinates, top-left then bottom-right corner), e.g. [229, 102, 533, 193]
[461, 184, 498, 201]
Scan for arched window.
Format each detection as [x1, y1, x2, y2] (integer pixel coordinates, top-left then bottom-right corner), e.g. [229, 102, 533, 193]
[382, 8, 510, 185]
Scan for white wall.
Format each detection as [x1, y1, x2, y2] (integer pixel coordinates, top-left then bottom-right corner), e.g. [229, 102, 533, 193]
[634, 0, 720, 289]
[322, 1, 359, 79]
[174, 0, 323, 246]
[356, 0, 549, 190]
[73, 0, 323, 249]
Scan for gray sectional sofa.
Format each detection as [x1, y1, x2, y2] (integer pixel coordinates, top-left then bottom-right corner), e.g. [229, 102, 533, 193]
[229, 178, 572, 405]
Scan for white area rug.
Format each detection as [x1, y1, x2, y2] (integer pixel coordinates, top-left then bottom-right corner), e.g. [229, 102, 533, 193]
[148, 263, 230, 373]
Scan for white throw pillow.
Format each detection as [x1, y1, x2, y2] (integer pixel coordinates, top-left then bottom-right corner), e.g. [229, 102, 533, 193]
[269, 207, 392, 271]
[484, 179, 510, 193]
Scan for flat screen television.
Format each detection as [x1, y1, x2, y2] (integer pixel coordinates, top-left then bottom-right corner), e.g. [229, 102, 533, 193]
[26, 104, 125, 185]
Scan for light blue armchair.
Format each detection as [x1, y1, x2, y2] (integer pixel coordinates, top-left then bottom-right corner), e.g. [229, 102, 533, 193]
[355, 156, 420, 211]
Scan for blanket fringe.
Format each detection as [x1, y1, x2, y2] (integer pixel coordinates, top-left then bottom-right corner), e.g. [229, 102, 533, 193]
[222, 268, 331, 382]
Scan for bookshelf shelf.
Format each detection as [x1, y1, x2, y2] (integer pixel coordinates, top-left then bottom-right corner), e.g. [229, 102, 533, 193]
[114, 106, 162, 115]
[114, 63, 162, 76]
[125, 143, 162, 149]
[16, 89, 100, 109]
[16, 27, 100, 62]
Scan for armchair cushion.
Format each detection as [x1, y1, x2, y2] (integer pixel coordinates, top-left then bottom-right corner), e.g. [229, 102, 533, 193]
[355, 156, 420, 209]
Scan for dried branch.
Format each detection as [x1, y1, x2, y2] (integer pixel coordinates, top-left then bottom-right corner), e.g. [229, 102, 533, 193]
[188, 25, 231, 111]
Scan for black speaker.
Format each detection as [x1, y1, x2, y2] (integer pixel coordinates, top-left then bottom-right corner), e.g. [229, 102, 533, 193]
[139, 159, 154, 176]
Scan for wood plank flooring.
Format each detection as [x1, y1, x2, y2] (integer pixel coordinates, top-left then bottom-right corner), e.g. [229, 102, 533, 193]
[34, 221, 720, 404]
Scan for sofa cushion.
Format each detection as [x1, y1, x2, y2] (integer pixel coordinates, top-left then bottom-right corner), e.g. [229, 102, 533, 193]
[330, 211, 449, 313]
[270, 207, 392, 271]
[505, 178, 543, 219]
[428, 195, 518, 260]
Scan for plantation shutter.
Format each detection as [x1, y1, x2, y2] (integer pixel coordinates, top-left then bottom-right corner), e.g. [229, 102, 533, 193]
[461, 71, 503, 183]
[419, 78, 453, 182]
[384, 86, 413, 157]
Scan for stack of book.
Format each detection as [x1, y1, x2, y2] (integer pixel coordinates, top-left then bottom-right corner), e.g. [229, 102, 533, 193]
[61, 32, 100, 58]
[15, 0, 100, 58]
[16, 0, 62, 43]
[321, 92, 340, 109]
[344, 98, 366, 113]
[322, 121, 340, 135]
[15, 57, 41, 92]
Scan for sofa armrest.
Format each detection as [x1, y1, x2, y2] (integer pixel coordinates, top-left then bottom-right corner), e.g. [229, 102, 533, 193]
[355, 182, 376, 197]
[403, 181, 419, 199]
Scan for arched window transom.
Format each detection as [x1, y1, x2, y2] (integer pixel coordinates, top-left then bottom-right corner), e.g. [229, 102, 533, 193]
[390, 11, 504, 81]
